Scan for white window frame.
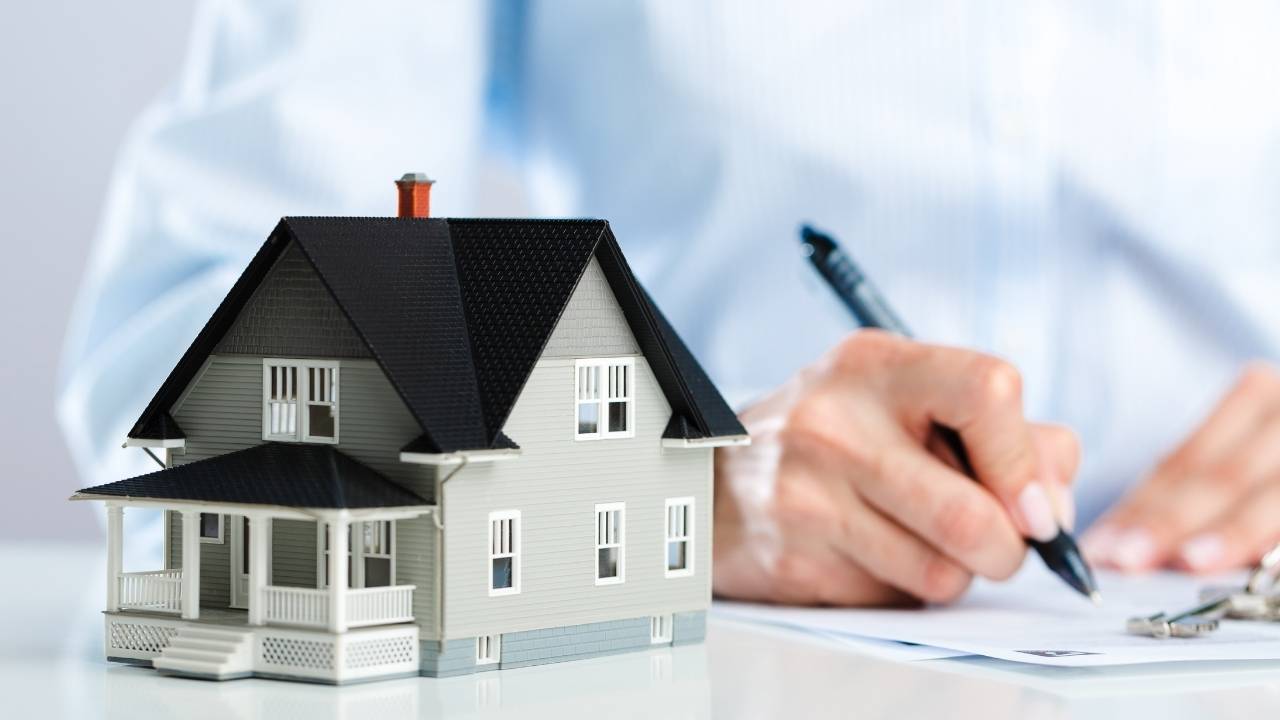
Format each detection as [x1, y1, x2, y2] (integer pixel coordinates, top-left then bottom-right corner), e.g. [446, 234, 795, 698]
[262, 358, 340, 444]
[316, 520, 396, 589]
[198, 512, 224, 544]
[574, 357, 636, 440]
[664, 497, 695, 578]
[594, 502, 626, 585]
[360, 520, 395, 587]
[488, 510, 521, 597]
[650, 614, 673, 644]
[476, 634, 501, 665]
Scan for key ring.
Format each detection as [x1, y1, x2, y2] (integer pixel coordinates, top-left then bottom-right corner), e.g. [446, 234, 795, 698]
[1245, 542, 1280, 595]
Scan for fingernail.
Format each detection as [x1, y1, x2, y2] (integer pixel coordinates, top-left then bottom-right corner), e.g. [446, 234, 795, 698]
[1048, 483, 1076, 532]
[1017, 483, 1059, 542]
[1180, 533, 1225, 571]
[1112, 528, 1156, 570]
[1080, 525, 1117, 563]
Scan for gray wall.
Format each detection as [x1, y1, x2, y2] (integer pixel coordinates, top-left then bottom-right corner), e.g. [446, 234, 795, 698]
[169, 354, 433, 498]
[541, 257, 640, 359]
[217, 244, 371, 359]
[166, 515, 319, 605]
[271, 519, 319, 588]
[166, 512, 231, 607]
[441, 265, 713, 639]
[398, 515, 440, 639]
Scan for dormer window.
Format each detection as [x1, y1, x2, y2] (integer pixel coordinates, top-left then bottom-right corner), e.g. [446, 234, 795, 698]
[262, 359, 339, 443]
[575, 357, 635, 440]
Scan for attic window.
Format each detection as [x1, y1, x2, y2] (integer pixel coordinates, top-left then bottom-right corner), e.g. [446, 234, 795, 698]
[575, 358, 635, 440]
[263, 359, 339, 444]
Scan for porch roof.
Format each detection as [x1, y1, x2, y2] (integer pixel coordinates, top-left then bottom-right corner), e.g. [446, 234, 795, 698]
[72, 443, 429, 510]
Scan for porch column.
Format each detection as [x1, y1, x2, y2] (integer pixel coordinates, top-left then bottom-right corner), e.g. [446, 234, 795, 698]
[180, 510, 201, 619]
[327, 515, 349, 633]
[248, 516, 270, 626]
[105, 505, 123, 612]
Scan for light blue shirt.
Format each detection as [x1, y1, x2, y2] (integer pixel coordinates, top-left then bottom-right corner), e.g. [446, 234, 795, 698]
[59, 1, 1280, 556]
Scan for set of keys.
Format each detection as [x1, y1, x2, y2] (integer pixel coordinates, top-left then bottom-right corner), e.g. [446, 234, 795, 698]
[1126, 543, 1280, 639]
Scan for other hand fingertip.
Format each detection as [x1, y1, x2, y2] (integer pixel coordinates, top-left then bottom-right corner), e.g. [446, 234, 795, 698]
[1080, 525, 1117, 564]
[1111, 528, 1157, 571]
[1179, 533, 1225, 572]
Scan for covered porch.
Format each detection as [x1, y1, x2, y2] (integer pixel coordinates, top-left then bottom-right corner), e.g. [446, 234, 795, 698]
[103, 501, 422, 632]
[72, 443, 436, 683]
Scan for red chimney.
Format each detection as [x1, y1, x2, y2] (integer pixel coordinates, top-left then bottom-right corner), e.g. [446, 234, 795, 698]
[395, 173, 434, 218]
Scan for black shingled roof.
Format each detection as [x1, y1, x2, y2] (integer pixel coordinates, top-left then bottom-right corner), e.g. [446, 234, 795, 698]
[129, 217, 746, 452]
[76, 444, 429, 509]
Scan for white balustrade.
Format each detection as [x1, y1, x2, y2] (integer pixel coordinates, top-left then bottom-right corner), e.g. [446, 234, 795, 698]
[117, 570, 183, 613]
[345, 585, 416, 628]
[263, 586, 330, 628]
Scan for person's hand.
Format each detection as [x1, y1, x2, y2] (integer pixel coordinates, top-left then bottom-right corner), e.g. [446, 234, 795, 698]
[1083, 363, 1280, 573]
[712, 330, 1079, 606]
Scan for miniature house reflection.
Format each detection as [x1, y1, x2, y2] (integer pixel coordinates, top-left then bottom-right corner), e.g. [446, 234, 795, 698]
[99, 642, 711, 720]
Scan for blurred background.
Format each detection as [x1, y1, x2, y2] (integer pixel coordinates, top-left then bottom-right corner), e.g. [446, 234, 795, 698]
[0, 1, 197, 540]
[5, 0, 1280, 562]
[4, 4, 1280, 717]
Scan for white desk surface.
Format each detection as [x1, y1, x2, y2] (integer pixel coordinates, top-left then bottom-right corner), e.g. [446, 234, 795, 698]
[7, 543, 1280, 719]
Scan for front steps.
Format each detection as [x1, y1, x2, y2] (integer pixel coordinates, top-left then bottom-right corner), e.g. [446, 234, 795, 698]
[153, 626, 254, 680]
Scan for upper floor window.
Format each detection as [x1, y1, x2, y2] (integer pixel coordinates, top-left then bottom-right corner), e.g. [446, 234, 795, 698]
[489, 510, 520, 596]
[575, 358, 635, 440]
[263, 359, 339, 443]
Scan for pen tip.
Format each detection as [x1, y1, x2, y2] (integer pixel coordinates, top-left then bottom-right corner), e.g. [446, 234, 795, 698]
[1089, 591, 1103, 607]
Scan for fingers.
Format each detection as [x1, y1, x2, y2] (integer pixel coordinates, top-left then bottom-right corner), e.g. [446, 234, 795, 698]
[833, 490, 975, 603]
[852, 441, 1027, 580]
[755, 436, 981, 604]
[1175, 482, 1280, 573]
[1084, 363, 1280, 571]
[1162, 363, 1280, 476]
[713, 514, 915, 606]
[771, 546, 918, 606]
[883, 338, 1056, 542]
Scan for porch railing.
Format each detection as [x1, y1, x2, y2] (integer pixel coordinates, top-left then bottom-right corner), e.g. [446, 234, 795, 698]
[118, 569, 183, 613]
[263, 586, 329, 628]
[260, 585, 415, 629]
[346, 585, 416, 628]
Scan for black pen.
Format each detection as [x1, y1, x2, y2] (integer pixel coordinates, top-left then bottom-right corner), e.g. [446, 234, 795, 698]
[799, 224, 1101, 604]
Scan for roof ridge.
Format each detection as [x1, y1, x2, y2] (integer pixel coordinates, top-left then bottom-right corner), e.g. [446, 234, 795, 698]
[282, 218, 448, 452]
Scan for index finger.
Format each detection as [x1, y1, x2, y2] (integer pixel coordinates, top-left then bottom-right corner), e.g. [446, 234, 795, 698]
[891, 343, 1058, 542]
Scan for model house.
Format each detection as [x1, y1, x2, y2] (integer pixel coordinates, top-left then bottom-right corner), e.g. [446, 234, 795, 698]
[71, 174, 747, 683]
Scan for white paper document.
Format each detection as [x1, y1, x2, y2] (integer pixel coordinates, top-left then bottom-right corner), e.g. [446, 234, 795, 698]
[714, 564, 1280, 667]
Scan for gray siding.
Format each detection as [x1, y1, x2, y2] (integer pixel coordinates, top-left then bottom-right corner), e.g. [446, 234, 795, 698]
[540, 257, 639, 358]
[271, 519, 317, 588]
[418, 612, 706, 676]
[500, 617, 651, 669]
[442, 355, 713, 639]
[396, 516, 440, 639]
[215, 243, 371, 359]
[166, 512, 231, 607]
[671, 610, 706, 646]
[170, 354, 434, 499]
[419, 638, 483, 677]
